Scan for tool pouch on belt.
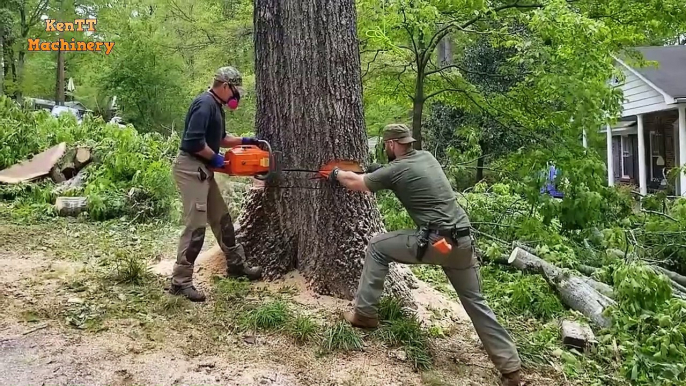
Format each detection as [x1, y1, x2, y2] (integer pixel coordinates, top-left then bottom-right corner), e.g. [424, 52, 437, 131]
[416, 226, 431, 261]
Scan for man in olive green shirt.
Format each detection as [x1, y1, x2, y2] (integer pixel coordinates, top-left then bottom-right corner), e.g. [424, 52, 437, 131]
[329, 124, 523, 386]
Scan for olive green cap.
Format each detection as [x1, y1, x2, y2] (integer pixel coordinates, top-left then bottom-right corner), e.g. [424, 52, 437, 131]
[214, 66, 244, 96]
[382, 123, 415, 144]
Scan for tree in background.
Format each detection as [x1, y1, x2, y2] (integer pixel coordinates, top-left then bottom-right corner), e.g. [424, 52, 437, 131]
[0, 0, 18, 96]
[236, 0, 414, 301]
[357, 0, 686, 150]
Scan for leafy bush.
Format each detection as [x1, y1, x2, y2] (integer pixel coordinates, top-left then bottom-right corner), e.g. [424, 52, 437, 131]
[0, 96, 179, 221]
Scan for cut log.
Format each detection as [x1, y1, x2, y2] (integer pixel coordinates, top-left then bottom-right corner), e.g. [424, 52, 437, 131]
[73, 147, 92, 170]
[53, 167, 88, 194]
[508, 247, 615, 328]
[561, 320, 597, 350]
[55, 196, 88, 217]
[61, 162, 77, 180]
[49, 166, 66, 183]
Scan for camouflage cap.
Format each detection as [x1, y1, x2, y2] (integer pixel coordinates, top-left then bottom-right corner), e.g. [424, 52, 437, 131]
[382, 123, 415, 144]
[214, 66, 244, 96]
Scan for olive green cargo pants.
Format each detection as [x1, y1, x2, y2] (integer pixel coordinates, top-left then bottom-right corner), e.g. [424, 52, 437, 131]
[171, 152, 246, 288]
[354, 229, 521, 375]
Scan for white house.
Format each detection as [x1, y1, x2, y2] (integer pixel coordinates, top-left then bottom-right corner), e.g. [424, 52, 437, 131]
[600, 46, 686, 196]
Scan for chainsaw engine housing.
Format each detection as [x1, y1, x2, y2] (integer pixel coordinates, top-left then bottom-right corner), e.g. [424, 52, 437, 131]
[226, 145, 271, 177]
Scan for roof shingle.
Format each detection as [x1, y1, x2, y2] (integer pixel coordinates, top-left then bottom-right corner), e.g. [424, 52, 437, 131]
[630, 46, 686, 99]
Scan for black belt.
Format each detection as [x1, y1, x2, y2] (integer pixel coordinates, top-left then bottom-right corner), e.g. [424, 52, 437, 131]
[434, 227, 470, 239]
[416, 225, 471, 261]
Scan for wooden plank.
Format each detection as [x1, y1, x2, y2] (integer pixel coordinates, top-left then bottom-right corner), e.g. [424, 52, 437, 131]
[0, 143, 67, 184]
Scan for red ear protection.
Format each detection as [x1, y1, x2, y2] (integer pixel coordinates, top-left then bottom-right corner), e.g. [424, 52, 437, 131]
[208, 85, 240, 110]
[227, 85, 240, 110]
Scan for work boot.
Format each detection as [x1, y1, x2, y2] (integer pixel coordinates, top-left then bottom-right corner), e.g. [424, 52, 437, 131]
[343, 310, 379, 329]
[501, 370, 525, 386]
[227, 262, 263, 281]
[169, 284, 206, 302]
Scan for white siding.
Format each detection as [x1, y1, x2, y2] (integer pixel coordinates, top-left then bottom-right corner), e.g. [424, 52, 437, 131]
[618, 68, 669, 117]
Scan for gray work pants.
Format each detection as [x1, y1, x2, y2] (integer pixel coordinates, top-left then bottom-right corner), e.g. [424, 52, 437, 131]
[354, 229, 521, 374]
[171, 152, 246, 288]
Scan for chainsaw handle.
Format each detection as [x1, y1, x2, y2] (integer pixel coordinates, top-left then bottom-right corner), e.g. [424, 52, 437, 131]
[254, 139, 274, 181]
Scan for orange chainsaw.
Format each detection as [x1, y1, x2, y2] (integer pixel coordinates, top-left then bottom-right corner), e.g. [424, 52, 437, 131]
[210, 140, 364, 180]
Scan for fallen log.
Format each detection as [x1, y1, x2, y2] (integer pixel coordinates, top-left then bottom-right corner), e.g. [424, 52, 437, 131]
[579, 276, 614, 299]
[50, 146, 93, 182]
[508, 247, 615, 329]
[652, 265, 686, 288]
[578, 264, 598, 276]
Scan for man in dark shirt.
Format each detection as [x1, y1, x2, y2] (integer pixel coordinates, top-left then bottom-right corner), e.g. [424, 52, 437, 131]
[170, 66, 263, 302]
[329, 124, 524, 386]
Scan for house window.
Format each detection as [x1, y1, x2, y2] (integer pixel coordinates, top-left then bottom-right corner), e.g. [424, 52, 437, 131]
[621, 135, 632, 179]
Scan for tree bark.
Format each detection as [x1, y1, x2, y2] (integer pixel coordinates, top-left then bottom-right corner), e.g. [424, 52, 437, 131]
[0, 35, 4, 96]
[55, 40, 65, 105]
[476, 155, 485, 183]
[412, 72, 425, 150]
[508, 247, 615, 329]
[239, 0, 416, 303]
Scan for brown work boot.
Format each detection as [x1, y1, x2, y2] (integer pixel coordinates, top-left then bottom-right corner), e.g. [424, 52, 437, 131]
[343, 310, 379, 329]
[501, 370, 525, 386]
[227, 262, 263, 281]
[169, 284, 206, 302]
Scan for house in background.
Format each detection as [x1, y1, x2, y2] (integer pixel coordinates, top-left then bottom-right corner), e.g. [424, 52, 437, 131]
[600, 45, 686, 196]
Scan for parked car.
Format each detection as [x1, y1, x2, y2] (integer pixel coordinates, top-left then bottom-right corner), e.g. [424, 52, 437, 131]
[51, 105, 83, 123]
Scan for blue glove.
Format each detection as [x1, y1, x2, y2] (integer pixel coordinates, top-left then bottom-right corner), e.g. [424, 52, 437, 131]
[241, 137, 260, 146]
[210, 153, 225, 168]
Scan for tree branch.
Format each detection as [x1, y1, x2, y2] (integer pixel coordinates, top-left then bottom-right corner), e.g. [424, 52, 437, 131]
[400, 5, 420, 64]
[424, 88, 464, 101]
[423, 1, 544, 68]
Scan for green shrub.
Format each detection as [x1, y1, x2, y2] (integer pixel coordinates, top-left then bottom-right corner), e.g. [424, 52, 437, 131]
[0, 96, 179, 222]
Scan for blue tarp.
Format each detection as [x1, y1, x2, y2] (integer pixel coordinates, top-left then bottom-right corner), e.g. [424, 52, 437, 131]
[540, 164, 564, 198]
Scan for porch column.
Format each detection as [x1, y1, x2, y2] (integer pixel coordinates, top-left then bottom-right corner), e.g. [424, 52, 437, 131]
[637, 114, 647, 195]
[606, 123, 614, 186]
[582, 129, 588, 148]
[679, 105, 686, 196]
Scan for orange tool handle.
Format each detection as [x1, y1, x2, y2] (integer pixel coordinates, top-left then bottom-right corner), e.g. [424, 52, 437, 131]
[433, 238, 452, 254]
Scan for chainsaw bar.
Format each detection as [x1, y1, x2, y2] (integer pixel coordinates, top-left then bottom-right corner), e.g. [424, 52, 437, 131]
[280, 160, 365, 178]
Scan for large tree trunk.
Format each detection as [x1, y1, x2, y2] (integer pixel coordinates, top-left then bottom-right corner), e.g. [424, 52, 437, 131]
[239, 0, 416, 303]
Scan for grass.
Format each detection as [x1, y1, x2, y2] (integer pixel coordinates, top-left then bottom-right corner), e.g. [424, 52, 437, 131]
[109, 250, 154, 285]
[214, 276, 252, 300]
[321, 321, 364, 352]
[375, 295, 434, 370]
[287, 314, 320, 343]
[239, 300, 292, 331]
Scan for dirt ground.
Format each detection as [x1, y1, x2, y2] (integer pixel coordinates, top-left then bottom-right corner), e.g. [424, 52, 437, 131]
[0, 217, 567, 386]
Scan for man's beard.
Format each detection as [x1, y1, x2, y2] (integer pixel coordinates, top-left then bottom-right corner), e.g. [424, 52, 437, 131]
[386, 150, 395, 162]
